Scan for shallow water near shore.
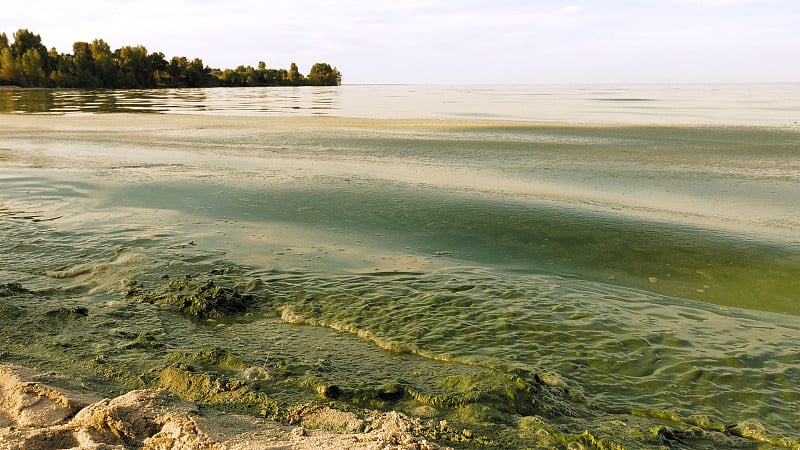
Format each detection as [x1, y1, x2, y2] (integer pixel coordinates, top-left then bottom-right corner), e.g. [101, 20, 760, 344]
[1, 89, 800, 448]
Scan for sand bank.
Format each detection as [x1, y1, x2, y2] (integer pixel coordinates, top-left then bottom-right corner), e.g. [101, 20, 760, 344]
[0, 364, 447, 449]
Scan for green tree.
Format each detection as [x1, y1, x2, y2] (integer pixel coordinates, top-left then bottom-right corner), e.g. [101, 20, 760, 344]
[167, 56, 183, 86]
[49, 51, 75, 87]
[10, 29, 46, 60]
[244, 65, 257, 85]
[148, 51, 167, 85]
[185, 58, 209, 87]
[164, 56, 212, 87]
[72, 41, 97, 87]
[307, 63, 341, 86]
[1, 28, 343, 89]
[218, 68, 237, 86]
[263, 68, 280, 85]
[1, 29, 49, 86]
[0, 47, 21, 85]
[288, 62, 303, 85]
[149, 52, 167, 73]
[221, 65, 244, 86]
[45, 47, 59, 75]
[254, 61, 266, 84]
[277, 68, 289, 85]
[20, 48, 46, 86]
[115, 45, 153, 88]
[90, 39, 116, 87]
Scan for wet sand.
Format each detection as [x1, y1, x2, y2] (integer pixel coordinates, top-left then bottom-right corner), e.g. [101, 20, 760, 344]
[0, 364, 446, 449]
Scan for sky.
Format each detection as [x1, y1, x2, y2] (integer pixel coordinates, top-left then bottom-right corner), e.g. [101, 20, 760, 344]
[2, 0, 798, 84]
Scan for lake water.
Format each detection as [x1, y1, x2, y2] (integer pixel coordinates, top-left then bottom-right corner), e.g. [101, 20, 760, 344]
[2, 83, 800, 125]
[1, 84, 799, 449]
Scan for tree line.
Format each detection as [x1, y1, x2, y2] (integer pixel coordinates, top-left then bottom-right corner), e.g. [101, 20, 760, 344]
[0, 29, 341, 89]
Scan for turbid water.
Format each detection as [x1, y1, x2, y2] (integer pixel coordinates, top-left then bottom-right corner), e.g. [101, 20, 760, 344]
[1, 85, 799, 449]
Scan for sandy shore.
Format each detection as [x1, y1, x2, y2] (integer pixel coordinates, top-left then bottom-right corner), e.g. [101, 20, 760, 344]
[0, 364, 449, 449]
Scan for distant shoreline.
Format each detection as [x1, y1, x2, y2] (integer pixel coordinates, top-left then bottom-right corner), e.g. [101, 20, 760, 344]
[1, 28, 341, 89]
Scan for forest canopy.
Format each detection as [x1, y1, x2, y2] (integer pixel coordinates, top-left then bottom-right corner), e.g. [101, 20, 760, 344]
[0, 29, 341, 89]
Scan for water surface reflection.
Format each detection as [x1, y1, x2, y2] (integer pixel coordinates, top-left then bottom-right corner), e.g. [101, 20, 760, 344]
[0, 86, 340, 115]
[2, 83, 799, 124]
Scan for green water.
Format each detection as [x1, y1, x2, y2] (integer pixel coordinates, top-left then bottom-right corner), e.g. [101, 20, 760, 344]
[1, 114, 799, 448]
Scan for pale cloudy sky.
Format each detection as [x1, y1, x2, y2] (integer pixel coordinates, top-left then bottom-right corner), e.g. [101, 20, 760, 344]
[2, 0, 797, 84]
